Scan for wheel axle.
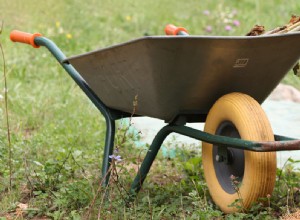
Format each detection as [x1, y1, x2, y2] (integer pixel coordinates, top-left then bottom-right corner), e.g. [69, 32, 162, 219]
[215, 147, 233, 164]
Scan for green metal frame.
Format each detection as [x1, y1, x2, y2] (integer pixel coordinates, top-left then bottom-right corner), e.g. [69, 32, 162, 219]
[34, 37, 127, 185]
[33, 36, 300, 198]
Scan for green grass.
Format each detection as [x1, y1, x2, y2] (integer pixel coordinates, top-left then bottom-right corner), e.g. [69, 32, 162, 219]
[1, 0, 300, 219]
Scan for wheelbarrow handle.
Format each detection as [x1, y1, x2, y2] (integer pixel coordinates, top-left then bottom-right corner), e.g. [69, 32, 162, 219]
[164, 24, 188, 35]
[10, 30, 42, 48]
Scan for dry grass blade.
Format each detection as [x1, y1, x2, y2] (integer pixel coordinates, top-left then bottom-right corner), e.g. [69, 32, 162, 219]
[0, 21, 13, 191]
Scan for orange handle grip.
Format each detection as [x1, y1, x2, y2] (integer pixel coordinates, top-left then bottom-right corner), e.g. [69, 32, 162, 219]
[10, 30, 42, 48]
[165, 24, 188, 35]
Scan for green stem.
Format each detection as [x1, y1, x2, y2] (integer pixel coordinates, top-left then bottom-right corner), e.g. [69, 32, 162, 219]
[0, 21, 12, 191]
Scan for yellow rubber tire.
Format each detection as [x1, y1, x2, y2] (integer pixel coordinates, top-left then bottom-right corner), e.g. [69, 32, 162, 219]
[202, 92, 276, 213]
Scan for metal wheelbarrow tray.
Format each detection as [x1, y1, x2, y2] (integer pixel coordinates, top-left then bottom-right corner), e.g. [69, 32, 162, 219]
[10, 29, 300, 213]
[66, 34, 300, 122]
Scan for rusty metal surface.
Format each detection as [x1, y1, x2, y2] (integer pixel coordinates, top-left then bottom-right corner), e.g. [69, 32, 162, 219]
[258, 140, 300, 151]
[66, 33, 300, 122]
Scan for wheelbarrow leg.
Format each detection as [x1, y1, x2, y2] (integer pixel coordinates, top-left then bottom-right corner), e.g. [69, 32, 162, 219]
[101, 117, 116, 186]
[129, 125, 172, 199]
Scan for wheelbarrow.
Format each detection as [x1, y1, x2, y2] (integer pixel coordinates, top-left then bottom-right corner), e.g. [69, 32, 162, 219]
[10, 24, 300, 213]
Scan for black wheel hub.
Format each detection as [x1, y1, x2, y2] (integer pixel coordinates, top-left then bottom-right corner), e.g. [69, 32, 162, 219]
[213, 121, 245, 194]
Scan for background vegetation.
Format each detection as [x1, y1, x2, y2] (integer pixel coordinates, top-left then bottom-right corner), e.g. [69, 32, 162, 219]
[1, 0, 300, 219]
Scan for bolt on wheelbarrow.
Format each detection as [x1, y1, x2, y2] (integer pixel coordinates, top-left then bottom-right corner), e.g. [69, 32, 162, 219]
[10, 24, 300, 213]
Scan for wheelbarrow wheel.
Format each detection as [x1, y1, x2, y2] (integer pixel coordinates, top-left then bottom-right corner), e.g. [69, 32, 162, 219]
[202, 92, 276, 213]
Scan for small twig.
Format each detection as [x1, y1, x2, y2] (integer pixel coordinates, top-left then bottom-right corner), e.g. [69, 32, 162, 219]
[0, 21, 12, 191]
[147, 190, 153, 219]
[110, 174, 127, 201]
[97, 181, 110, 220]
[266, 17, 300, 34]
[250, 15, 300, 36]
[118, 95, 138, 148]
[85, 165, 113, 220]
[180, 183, 186, 219]
[70, 152, 86, 174]
[248, 15, 300, 77]
[23, 156, 34, 197]
[286, 188, 290, 214]
[53, 149, 73, 187]
[136, 148, 148, 193]
[288, 22, 300, 32]
[110, 163, 130, 198]
[263, 26, 286, 35]
[230, 175, 246, 212]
